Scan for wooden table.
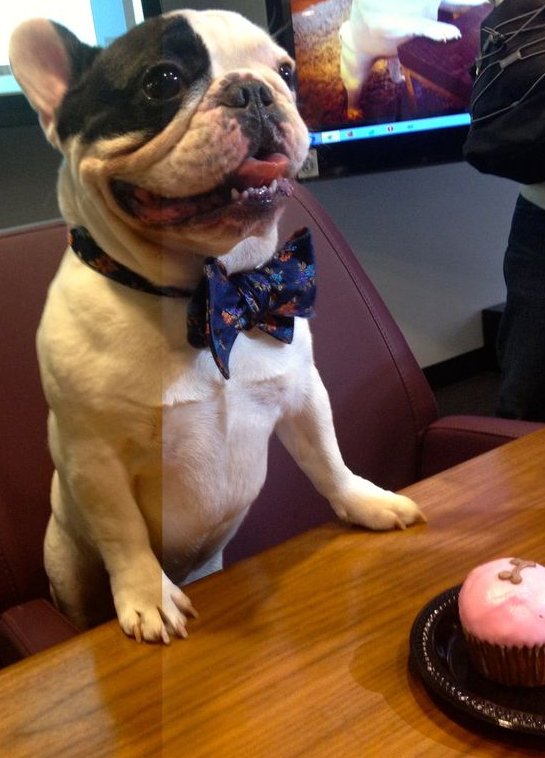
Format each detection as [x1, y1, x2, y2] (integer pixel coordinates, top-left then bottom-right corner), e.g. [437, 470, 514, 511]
[2, 430, 545, 756]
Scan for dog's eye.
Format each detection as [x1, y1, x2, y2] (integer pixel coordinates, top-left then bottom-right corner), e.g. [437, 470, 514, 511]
[142, 64, 183, 101]
[278, 62, 295, 89]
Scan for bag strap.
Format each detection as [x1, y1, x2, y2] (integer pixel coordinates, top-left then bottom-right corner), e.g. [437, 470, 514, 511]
[471, 5, 545, 123]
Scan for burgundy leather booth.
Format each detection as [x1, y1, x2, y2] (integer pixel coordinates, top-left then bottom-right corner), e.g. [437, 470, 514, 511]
[0, 185, 540, 666]
[0, 220, 79, 664]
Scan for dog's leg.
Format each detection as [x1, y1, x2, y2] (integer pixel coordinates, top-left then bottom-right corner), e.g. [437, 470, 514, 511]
[46, 440, 197, 643]
[44, 497, 114, 630]
[276, 367, 426, 530]
[339, 20, 374, 120]
[354, 13, 462, 45]
[387, 56, 405, 84]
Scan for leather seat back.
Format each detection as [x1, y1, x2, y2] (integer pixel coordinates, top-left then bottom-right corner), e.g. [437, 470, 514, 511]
[0, 220, 65, 610]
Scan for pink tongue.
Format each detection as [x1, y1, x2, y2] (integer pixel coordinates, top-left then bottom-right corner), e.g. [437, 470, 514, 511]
[234, 153, 290, 189]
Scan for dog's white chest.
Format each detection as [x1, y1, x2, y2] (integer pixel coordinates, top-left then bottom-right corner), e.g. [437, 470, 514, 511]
[137, 332, 305, 578]
[40, 253, 310, 578]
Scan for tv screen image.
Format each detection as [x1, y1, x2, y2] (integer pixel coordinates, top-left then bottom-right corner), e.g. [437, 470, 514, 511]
[266, 0, 491, 179]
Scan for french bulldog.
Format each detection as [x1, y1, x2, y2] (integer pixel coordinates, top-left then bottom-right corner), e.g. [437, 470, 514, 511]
[340, 0, 489, 119]
[9, 9, 424, 644]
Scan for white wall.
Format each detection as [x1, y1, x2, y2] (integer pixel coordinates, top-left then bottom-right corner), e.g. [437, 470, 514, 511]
[0, 0, 520, 367]
[309, 165, 518, 366]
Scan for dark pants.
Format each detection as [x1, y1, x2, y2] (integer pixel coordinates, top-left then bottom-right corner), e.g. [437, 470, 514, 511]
[497, 194, 545, 421]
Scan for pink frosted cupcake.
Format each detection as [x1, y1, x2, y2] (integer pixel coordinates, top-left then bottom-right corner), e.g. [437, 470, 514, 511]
[458, 557, 545, 687]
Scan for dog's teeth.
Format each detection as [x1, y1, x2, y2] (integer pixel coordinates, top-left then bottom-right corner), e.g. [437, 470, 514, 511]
[232, 181, 278, 204]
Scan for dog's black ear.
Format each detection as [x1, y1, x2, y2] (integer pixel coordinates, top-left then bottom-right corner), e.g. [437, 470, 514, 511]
[9, 19, 99, 147]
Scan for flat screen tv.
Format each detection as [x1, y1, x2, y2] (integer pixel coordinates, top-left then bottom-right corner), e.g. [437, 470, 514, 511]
[265, 0, 491, 179]
[0, 0, 162, 128]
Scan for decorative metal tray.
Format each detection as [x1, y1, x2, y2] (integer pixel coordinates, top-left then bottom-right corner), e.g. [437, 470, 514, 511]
[410, 585, 545, 737]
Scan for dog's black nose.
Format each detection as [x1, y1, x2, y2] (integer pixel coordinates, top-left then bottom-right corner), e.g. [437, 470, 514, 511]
[220, 80, 273, 110]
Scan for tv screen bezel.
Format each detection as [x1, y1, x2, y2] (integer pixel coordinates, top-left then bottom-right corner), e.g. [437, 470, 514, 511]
[0, 0, 163, 129]
[265, 0, 475, 180]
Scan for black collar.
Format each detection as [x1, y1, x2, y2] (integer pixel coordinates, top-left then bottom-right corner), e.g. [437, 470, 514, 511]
[69, 227, 194, 298]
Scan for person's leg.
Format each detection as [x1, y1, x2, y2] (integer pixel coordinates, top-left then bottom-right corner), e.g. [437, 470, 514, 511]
[497, 195, 545, 420]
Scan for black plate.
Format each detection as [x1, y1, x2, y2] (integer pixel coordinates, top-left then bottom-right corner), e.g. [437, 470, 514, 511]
[410, 585, 545, 737]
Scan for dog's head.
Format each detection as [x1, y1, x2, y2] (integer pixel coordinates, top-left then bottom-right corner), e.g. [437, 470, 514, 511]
[9, 11, 309, 283]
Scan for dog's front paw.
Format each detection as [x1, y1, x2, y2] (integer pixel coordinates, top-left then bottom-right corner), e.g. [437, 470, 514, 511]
[427, 22, 462, 43]
[331, 476, 426, 531]
[112, 570, 198, 644]
[346, 106, 365, 121]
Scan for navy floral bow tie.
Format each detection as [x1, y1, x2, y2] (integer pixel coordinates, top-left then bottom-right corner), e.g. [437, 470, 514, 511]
[70, 226, 316, 379]
[187, 229, 315, 378]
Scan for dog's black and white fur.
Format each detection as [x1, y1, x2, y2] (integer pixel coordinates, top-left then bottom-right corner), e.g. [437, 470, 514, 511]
[9, 10, 424, 644]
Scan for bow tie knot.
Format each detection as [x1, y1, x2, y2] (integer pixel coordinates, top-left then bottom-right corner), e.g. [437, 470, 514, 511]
[187, 228, 316, 378]
[68, 225, 316, 380]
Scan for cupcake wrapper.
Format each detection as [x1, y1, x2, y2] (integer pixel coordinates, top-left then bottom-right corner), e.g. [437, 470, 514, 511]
[464, 633, 545, 687]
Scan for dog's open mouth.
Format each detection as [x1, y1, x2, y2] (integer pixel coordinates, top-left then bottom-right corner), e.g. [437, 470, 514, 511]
[111, 154, 294, 226]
